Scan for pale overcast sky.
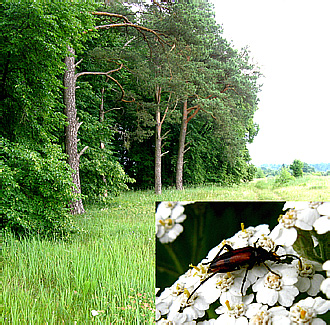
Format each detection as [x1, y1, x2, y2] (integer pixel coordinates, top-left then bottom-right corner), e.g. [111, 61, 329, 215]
[211, 0, 330, 166]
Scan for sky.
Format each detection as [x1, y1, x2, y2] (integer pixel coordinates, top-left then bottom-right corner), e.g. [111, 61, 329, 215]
[211, 0, 330, 166]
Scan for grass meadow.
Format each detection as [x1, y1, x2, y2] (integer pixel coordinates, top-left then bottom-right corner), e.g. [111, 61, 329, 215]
[2, 175, 329, 323]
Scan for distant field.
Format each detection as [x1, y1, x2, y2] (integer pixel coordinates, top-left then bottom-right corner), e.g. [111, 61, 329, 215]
[3, 175, 329, 323]
[142, 175, 330, 201]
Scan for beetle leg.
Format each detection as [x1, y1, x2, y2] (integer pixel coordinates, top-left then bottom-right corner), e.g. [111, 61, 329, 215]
[240, 268, 249, 295]
[186, 272, 218, 304]
[274, 245, 283, 252]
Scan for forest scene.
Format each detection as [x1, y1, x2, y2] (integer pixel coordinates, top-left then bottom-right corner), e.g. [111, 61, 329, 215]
[1, 1, 329, 323]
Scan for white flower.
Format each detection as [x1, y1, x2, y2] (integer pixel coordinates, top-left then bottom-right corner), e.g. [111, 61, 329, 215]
[214, 295, 254, 325]
[320, 278, 330, 299]
[245, 304, 290, 325]
[198, 320, 216, 324]
[313, 215, 330, 234]
[252, 264, 299, 307]
[91, 310, 99, 316]
[228, 224, 270, 248]
[289, 297, 330, 325]
[270, 202, 322, 246]
[320, 260, 330, 299]
[167, 288, 209, 323]
[293, 259, 324, 296]
[156, 202, 187, 243]
[322, 260, 330, 276]
[156, 279, 188, 317]
[272, 202, 323, 246]
[270, 210, 298, 246]
[283, 202, 320, 230]
[156, 307, 161, 322]
[199, 270, 247, 305]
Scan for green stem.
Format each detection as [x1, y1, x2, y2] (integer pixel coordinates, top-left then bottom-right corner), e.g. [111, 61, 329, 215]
[164, 244, 184, 275]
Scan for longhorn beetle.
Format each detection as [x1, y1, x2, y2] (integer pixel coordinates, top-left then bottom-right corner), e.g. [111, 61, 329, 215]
[185, 241, 302, 304]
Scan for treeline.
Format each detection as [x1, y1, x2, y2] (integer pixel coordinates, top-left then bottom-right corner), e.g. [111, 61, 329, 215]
[256, 161, 330, 178]
[1, 1, 261, 236]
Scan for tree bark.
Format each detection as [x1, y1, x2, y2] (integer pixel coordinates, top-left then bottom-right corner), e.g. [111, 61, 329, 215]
[99, 85, 108, 197]
[155, 85, 162, 195]
[176, 100, 188, 190]
[64, 46, 86, 214]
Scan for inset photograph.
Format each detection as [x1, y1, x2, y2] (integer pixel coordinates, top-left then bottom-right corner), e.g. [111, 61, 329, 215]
[156, 201, 330, 324]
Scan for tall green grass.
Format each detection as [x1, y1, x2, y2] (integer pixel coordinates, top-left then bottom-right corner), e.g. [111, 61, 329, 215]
[3, 175, 329, 323]
[3, 203, 155, 323]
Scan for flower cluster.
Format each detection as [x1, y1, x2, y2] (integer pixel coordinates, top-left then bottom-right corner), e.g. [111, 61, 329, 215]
[156, 202, 330, 324]
[156, 202, 193, 244]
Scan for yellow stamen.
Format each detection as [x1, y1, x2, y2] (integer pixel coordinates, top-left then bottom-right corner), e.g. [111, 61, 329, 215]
[300, 309, 306, 319]
[225, 300, 231, 310]
[241, 223, 246, 232]
[189, 264, 200, 272]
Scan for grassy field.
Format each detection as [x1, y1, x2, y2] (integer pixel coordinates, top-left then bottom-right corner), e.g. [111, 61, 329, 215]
[2, 200, 155, 324]
[2, 175, 329, 323]
[149, 175, 330, 201]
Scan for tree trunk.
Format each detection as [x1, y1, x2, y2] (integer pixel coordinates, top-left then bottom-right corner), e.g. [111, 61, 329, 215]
[64, 46, 86, 214]
[176, 100, 188, 190]
[99, 85, 108, 197]
[155, 85, 162, 195]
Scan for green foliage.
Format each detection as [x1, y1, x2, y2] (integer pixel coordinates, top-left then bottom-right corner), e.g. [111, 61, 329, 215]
[255, 168, 266, 178]
[290, 159, 304, 177]
[1, 139, 77, 238]
[302, 162, 315, 173]
[1, 3, 136, 235]
[0, 3, 96, 237]
[274, 166, 295, 186]
[108, 1, 261, 188]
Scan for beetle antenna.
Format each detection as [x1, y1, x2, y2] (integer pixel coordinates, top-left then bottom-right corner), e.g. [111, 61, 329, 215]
[186, 272, 218, 304]
[279, 254, 303, 269]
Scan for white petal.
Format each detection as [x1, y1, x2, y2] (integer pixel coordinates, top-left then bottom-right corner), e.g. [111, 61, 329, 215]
[307, 274, 324, 296]
[297, 208, 320, 228]
[171, 204, 185, 219]
[283, 202, 309, 210]
[156, 224, 166, 238]
[167, 224, 183, 240]
[322, 260, 330, 272]
[175, 213, 187, 223]
[320, 278, 330, 299]
[313, 216, 330, 234]
[296, 277, 310, 292]
[295, 219, 313, 230]
[278, 286, 298, 306]
[236, 317, 249, 325]
[245, 303, 263, 318]
[312, 297, 330, 314]
[317, 202, 330, 216]
[257, 287, 278, 306]
[156, 202, 172, 218]
[311, 319, 326, 325]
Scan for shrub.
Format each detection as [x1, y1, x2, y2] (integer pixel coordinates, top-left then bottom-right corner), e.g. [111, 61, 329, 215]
[1, 138, 77, 238]
[274, 167, 295, 186]
[290, 159, 304, 177]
